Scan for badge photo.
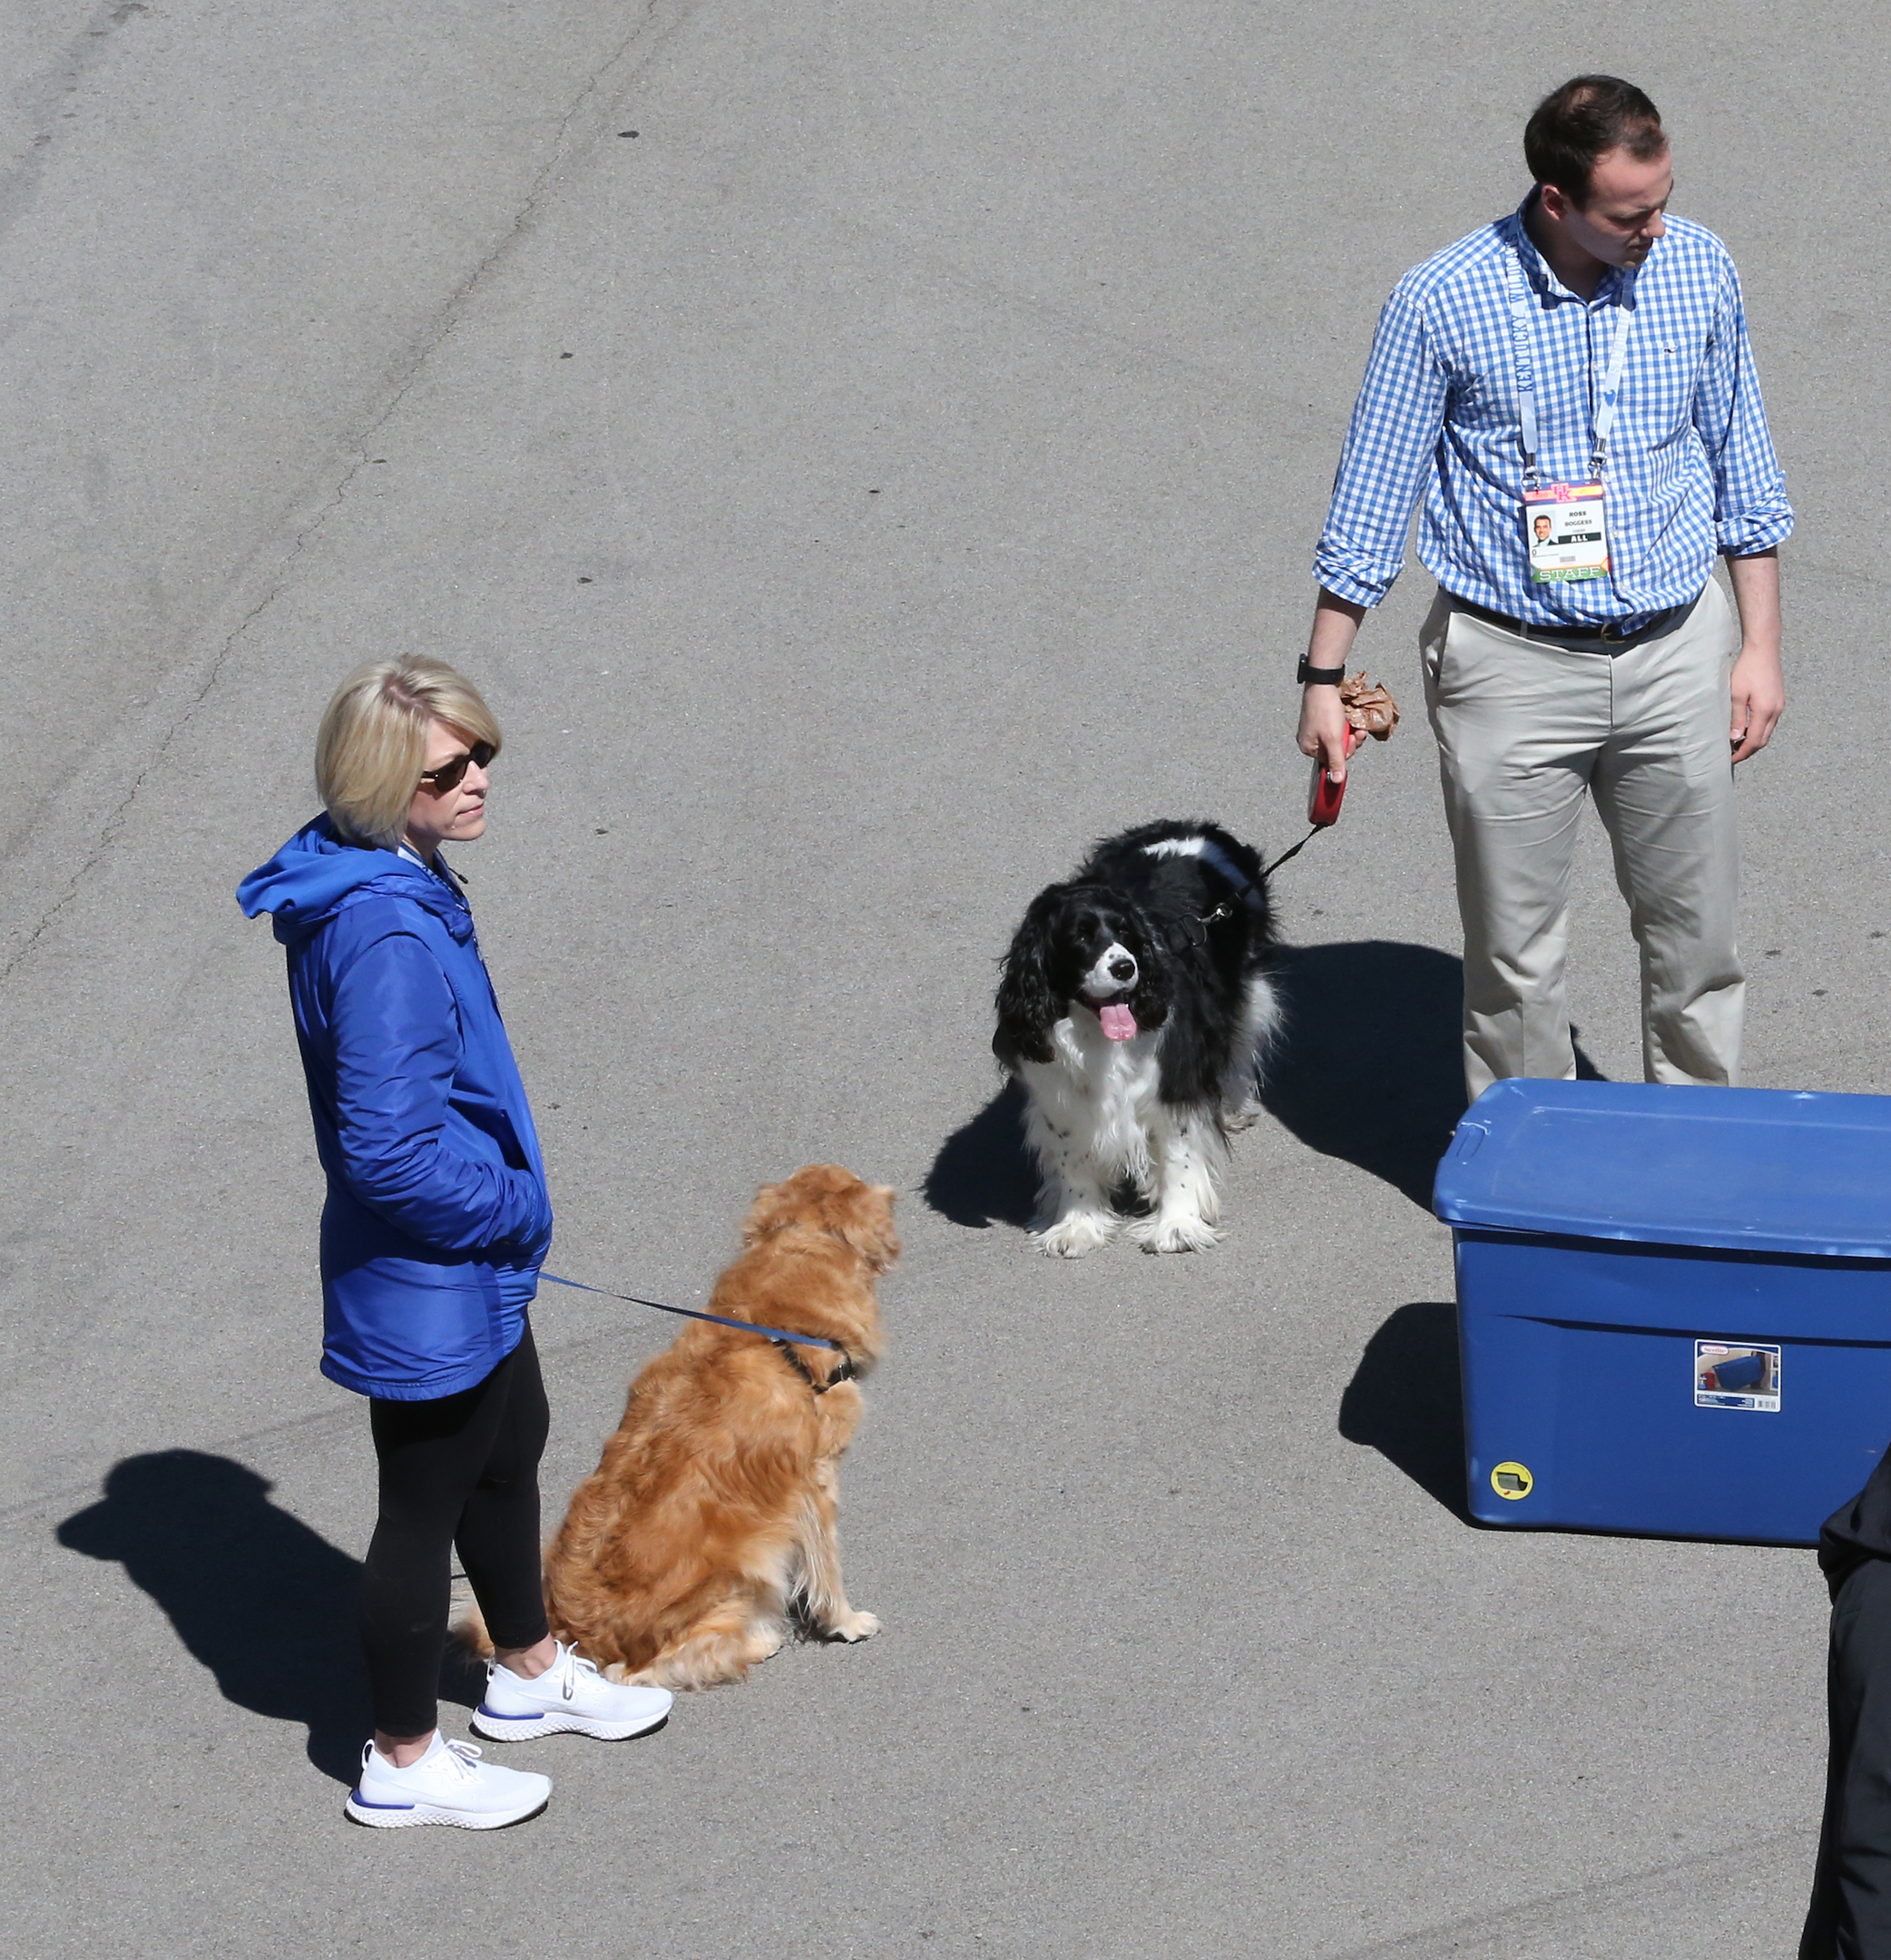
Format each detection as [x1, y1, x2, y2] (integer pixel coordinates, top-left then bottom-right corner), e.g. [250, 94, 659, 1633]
[1526, 482, 1610, 583]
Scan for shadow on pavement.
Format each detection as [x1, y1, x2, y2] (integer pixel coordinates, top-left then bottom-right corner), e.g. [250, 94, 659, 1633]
[923, 1077, 1038, 1229]
[1339, 1301, 1468, 1521]
[1263, 940, 1608, 1207]
[1261, 940, 1469, 1207]
[923, 939, 1606, 1227]
[923, 941, 1466, 1225]
[57, 1450, 380, 1784]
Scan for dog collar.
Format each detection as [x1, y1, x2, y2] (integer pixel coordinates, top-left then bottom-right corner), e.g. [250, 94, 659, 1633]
[775, 1341, 857, 1396]
[1162, 899, 1235, 955]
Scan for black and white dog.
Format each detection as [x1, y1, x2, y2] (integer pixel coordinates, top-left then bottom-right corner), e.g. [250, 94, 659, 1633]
[993, 819, 1281, 1256]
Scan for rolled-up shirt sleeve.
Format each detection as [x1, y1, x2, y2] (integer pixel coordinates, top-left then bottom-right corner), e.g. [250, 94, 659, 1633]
[328, 929, 551, 1254]
[1695, 259, 1794, 556]
[1313, 281, 1451, 606]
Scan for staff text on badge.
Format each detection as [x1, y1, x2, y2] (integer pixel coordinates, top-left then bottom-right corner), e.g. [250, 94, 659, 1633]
[1526, 481, 1609, 583]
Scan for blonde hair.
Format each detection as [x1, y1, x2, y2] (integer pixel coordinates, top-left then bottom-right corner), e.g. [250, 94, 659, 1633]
[316, 657, 503, 848]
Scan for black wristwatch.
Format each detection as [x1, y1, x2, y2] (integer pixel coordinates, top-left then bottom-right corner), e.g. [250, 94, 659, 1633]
[1297, 655, 1346, 685]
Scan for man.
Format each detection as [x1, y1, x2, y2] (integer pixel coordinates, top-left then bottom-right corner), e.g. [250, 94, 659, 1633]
[1298, 75, 1791, 1099]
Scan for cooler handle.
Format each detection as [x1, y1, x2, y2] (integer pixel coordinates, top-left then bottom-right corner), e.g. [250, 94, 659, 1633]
[1447, 1121, 1489, 1161]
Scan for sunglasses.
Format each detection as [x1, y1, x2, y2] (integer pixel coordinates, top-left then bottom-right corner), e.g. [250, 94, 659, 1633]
[416, 741, 495, 795]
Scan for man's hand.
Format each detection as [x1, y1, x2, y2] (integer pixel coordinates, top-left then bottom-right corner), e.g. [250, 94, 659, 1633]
[1729, 641, 1784, 763]
[1297, 587, 1367, 781]
[1725, 548, 1783, 765]
[1297, 686, 1354, 781]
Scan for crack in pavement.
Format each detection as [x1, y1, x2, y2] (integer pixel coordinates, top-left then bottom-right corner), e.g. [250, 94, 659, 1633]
[0, 0, 152, 253]
[0, 0, 692, 992]
[1329, 1824, 1810, 1958]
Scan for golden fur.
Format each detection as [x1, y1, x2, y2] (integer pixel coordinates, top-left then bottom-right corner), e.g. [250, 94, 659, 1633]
[540, 1165, 897, 1690]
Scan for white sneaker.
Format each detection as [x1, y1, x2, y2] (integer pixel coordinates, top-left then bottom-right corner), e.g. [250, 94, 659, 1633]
[472, 1641, 674, 1742]
[344, 1733, 551, 1829]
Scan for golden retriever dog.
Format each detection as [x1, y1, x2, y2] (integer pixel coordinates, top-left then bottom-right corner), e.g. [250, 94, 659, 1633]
[541, 1164, 897, 1690]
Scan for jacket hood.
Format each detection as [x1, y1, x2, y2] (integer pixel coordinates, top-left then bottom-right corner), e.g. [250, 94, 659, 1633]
[238, 814, 470, 947]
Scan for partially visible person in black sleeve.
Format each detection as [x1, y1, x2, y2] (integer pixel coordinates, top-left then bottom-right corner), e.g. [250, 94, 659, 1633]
[1802, 1451, 1891, 1957]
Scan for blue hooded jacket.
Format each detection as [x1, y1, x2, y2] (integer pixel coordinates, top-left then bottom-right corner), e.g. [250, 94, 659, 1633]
[238, 816, 552, 1400]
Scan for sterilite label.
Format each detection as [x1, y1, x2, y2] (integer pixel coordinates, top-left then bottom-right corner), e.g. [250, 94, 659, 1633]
[1694, 1340, 1781, 1413]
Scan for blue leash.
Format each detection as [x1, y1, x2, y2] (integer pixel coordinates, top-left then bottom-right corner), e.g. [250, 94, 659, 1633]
[540, 1271, 843, 1352]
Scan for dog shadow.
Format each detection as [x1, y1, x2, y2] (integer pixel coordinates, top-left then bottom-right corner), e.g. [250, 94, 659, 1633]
[923, 1077, 1038, 1229]
[56, 1449, 480, 1784]
[922, 939, 1607, 1224]
[1338, 1301, 1468, 1520]
[916, 942, 1446, 1223]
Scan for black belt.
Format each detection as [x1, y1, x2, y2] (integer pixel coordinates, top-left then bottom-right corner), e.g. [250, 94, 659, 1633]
[1448, 593, 1691, 649]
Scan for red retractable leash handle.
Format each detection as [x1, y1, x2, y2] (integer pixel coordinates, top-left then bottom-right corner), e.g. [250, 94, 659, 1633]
[1263, 725, 1367, 880]
[1308, 726, 1360, 827]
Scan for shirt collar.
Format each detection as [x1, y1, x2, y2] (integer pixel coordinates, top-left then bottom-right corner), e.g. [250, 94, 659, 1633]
[397, 840, 465, 896]
[1505, 189, 1638, 309]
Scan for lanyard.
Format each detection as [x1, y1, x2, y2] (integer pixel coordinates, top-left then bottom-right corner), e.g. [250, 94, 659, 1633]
[1504, 242, 1636, 487]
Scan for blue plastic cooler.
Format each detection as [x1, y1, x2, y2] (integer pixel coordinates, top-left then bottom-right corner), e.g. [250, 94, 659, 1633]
[1433, 1079, 1891, 1544]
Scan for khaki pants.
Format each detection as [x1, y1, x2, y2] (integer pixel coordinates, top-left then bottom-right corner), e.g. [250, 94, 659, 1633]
[1421, 582, 1744, 1102]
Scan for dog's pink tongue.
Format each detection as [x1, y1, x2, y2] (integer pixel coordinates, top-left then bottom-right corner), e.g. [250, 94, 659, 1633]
[1099, 1002, 1138, 1042]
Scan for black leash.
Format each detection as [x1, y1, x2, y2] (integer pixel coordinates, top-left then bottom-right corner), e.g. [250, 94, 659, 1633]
[1260, 825, 1323, 879]
[1162, 830, 1328, 950]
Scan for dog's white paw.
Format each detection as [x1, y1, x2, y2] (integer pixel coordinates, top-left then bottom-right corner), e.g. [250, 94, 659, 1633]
[1128, 1213, 1224, 1254]
[1033, 1210, 1117, 1258]
[828, 1611, 880, 1642]
[1224, 1097, 1265, 1132]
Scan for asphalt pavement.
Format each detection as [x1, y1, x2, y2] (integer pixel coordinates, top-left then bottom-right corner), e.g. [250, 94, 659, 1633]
[2, 2, 1883, 1955]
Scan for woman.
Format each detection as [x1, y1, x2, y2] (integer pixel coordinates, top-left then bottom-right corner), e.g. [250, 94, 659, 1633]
[239, 657, 671, 1829]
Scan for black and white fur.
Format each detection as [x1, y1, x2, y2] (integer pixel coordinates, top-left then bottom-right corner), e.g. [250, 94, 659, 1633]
[993, 819, 1282, 1256]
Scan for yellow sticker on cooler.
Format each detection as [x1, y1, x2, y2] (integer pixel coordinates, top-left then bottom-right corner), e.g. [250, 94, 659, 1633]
[1491, 1461, 1534, 1500]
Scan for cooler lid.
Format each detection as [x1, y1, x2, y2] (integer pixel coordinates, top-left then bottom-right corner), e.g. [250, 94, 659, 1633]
[1434, 1079, 1891, 1259]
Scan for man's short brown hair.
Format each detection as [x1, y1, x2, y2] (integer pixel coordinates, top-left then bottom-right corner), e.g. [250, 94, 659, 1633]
[1524, 75, 1667, 207]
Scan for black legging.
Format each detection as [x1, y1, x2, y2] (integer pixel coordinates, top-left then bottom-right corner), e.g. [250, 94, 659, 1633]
[1803, 1557, 1891, 1957]
[361, 1326, 551, 1738]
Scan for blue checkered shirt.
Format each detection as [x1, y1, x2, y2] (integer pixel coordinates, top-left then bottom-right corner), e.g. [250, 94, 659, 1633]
[1314, 196, 1793, 627]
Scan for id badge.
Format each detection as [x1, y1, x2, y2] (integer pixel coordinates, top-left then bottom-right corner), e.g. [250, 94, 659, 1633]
[1525, 482, 1609, 583]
